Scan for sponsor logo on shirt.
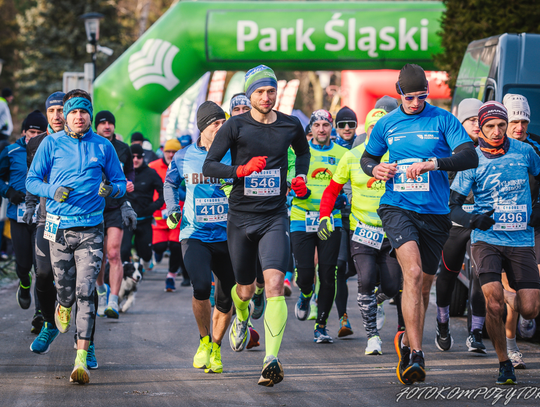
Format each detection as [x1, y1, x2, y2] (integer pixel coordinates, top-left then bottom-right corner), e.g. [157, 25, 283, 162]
[184, 172, 222, 185]
[311, 168, 332, 181]
[416, 134, 439, 140]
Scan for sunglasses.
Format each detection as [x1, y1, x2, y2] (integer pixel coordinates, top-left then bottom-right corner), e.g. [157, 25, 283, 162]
[336, 121, 357, 129]
[398, 82, 430, 101]
[133, 154, 144, 159]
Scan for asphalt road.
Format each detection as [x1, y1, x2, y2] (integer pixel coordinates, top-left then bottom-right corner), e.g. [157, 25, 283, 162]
[1, 260, 539, 407]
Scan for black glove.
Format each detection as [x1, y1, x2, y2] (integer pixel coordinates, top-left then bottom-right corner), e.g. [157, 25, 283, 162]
[98, 180, 113, 197]
[6, 187, 26, 205]
[167, 212, 182, 229]
[529, 205, 540, 227]
[53, 186, 74, 203]
[469, 209, 495, 231]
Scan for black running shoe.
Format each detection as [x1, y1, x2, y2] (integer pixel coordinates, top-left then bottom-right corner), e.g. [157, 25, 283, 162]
[496, 362, 517, 385]
[258, 355, 284, 387]
[435, 319, 453, 351]
[394, 331, 410, 385]
[16, 281, 32, 310]
[402, 349, 426, 384]
[466, 329, 487, 354]
[31, 311, 44, 334]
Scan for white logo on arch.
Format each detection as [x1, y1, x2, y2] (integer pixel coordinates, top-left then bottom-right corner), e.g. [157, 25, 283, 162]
[128, 39, 180, 91]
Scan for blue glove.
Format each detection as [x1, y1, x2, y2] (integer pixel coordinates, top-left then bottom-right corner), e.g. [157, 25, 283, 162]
[334, 194, 348, 210]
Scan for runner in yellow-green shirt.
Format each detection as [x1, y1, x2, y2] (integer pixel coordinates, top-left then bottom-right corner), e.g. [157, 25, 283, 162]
[317, 108, 403, 355]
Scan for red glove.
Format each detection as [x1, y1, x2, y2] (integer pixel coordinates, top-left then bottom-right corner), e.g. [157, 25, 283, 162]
[236, 156, 267, 178]
[291, 176, 310, 199]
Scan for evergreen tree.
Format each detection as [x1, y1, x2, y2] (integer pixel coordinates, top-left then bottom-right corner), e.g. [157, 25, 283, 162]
[435, 0, 540, 92]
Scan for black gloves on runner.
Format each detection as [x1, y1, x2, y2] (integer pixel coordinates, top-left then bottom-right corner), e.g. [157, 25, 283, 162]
[6, 187, 25, 205]
[53, 186, 74, 203]
[469, 209, 495, 231]
[120, 201, 137, 231]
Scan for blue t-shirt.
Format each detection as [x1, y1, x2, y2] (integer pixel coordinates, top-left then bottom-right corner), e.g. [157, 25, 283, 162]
[366, 103, 471, 214]
[451, 139, 540, 247]
[165, 143, 231, 243]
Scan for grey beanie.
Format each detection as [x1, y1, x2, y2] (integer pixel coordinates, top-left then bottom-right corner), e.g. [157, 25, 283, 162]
[457, 98, 483, 123]
[375, 96, 399, 113]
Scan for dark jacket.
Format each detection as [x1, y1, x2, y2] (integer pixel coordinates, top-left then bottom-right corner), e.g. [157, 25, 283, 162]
[128, 162, 164, 219]
[104, 134, 134, 211]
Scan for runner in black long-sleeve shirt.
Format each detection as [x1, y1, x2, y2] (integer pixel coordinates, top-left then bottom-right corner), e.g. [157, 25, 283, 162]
[203, 65, 309, 387]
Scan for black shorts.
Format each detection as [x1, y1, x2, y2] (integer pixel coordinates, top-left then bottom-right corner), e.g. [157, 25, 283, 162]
[377, 204, 451, 276]
[441, 226, 472, 272]
[227, 209, 290, 286]
[103, 208, 123, 231]
[470, 241, 540, 291]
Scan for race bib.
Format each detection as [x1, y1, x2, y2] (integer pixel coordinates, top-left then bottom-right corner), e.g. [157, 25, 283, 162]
[462, 205, 474, 213]
[44, 213, 61, 242]
[244, 169, 280, 196]
[305, 211, 334, 233]
[394, 161, 429, 192]
[17, 202, 39, 224]
[195, 197, 228, 223]
[493, 204, 527, 231]
[352, 221, 384, 249]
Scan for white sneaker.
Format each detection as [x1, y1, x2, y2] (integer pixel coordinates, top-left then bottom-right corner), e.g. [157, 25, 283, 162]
[365, 335, 382, 355]
[97, 284, 110, 317]
[376, 302, 386, 331]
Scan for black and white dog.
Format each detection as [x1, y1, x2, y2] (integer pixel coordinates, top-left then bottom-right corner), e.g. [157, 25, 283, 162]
[118, 262, 143, 313]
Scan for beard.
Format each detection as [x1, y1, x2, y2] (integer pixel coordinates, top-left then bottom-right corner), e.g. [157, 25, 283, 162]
[253, 102, 275, 115]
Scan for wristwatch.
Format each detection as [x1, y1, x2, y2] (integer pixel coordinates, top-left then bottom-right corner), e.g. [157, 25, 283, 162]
[428, 157, 439, 171]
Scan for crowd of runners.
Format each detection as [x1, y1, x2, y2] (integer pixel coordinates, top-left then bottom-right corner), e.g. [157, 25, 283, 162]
[1, 63, 539, 387]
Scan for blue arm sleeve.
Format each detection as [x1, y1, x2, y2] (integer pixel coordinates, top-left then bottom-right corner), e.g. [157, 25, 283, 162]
[26, 137, 57, 199]
[0, 148, 10, 197]
[104, 144, 127, 199]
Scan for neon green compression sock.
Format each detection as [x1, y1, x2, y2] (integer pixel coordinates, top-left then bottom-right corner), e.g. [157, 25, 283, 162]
[231, 284, 250, 322]
[264, 296, 288, 358]
[255, 285, 264, 295]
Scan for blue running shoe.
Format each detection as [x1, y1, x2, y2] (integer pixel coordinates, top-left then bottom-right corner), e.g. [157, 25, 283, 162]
[87, 341, 98, 370]
[165, 277, 176, 292]
[314, 324, 333, 343]
[251, 290, 265, 320]
[497, 362, 517, 385]
[295, 293, 311, 321]
[30, 322, 59, 354]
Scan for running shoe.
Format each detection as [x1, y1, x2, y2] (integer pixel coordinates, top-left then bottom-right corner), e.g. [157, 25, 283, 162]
[294, 293, 311, 321]
[251, 290, 265, 320]
[205, 342, 223, 374]
[365, 335, 383, 355]
[30, 322, 59, 354]
[337, 313, 353, 338]
[376, 303, 386, 331]
[397, 324, 406, 332]
[508, 350, 526, 369]
[55, 304, 72, 333]
[97, 284, 110, 317]
[193, 335, 211, 369]
[307, 295, 318, 320]
[86, 341, 98, 370]
[16, 280, 32, 310]
[435, 319, 453, 351]
[496, 362, 517, 385]
[401, 349, 426, 384]
[517, 316, 537, 339]
[164, 277, 176, 292]
[70, 353, 90, 384]
[229, 315, 250, 352]
[247, 326, 260, 349]
[314, 324, 333, 343]
[105, 301, 119, 319]
[181, 277, 191, 287]
[258, 355, 284, 387]
[394, 330, 411, 385]
[31, 311, 44, 334]
[284, 279, 292, 297]
[466, 329, 487, 354]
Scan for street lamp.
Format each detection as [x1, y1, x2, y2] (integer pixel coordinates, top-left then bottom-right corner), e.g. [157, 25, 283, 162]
[80, 12, 104, 82]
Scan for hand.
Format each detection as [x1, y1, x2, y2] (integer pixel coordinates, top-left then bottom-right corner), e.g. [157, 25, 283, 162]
[334, 194, 348, 210]
[98, 180, 113, 197]
[6, 187, 25, 205]
[22, 205, 36, 225]
[469, 209, 495, 231]
[291, 176, 311, 199]
[120, 201, 137, 231]
[53, 186, 74, 203]
[219, 179, 233, 199]
[236, 156, 267, 178]
[126, 181, 135, 193]
[317, 216, 333, 240]
[167, 211, 182, 229]
[372, 163, 397, 181]
[405, 161, 435, 180]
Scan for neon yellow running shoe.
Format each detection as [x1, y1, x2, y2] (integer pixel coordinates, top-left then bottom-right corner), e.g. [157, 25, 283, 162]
[193, 335, 211, 369]
[70, 350, 90, 384]
[205, 342, 223, 374]
[55, 304, 72, 334]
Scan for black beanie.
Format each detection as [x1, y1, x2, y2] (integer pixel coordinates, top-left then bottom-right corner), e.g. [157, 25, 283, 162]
[131, 132, 144, 142]
[95, 110, 115, 129]
[395, 64, 428, 95]
[130, 144, 145, 156]
[1, 88, 13, 98]
[336, 106, 357, 123]
[23, 110, 47, 132]
[197, 101, 226, 132]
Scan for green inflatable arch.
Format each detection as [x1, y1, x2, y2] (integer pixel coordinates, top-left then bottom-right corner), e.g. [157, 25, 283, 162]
[93, 1, 444, 146]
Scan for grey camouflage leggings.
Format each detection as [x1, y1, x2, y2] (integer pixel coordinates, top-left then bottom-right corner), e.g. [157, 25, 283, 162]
[50, 224, 104, 340]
